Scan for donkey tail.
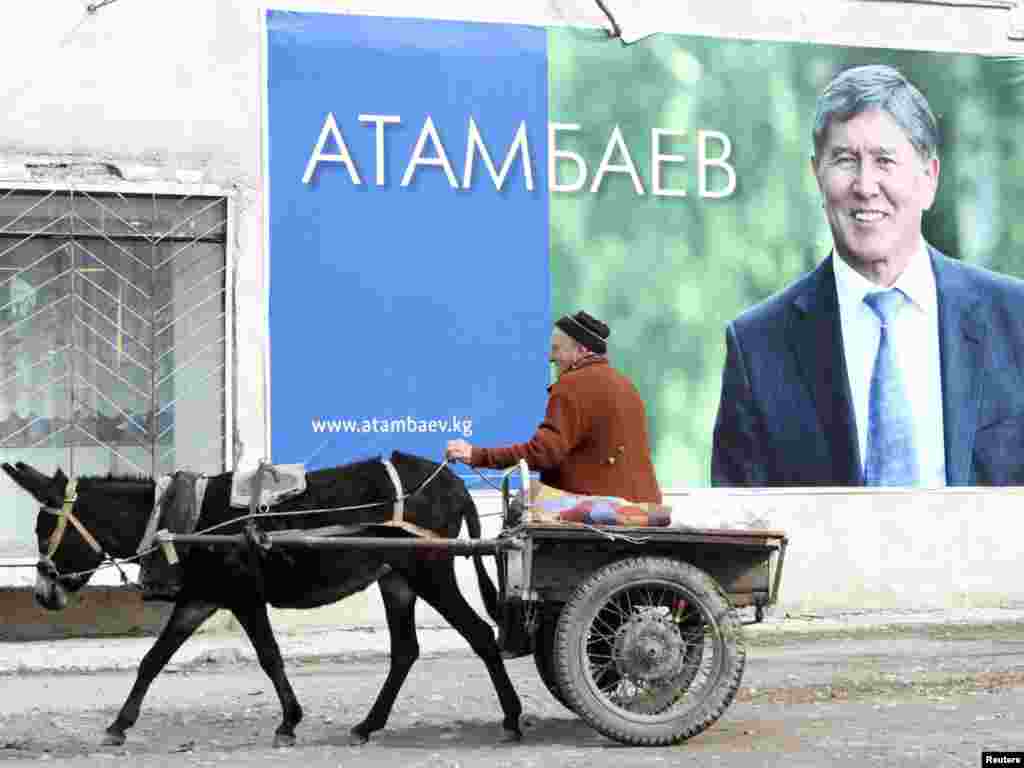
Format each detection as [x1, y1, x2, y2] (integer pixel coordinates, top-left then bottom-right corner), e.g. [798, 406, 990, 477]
[461, 488, 500, 625]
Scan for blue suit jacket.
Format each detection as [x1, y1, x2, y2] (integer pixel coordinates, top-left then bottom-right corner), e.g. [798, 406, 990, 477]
[711, 246, 1024, 486]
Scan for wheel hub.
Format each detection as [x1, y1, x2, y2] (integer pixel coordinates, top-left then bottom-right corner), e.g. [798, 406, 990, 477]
[613, 609, 684, 683]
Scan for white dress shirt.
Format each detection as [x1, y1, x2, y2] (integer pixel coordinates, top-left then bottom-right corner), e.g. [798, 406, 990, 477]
[832, 240, 947, 487]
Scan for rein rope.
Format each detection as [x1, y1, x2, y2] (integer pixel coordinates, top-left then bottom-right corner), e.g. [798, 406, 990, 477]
[5, 457, 460, 582]
[464, 464, 505, 493]
[34, 478, 134, 586]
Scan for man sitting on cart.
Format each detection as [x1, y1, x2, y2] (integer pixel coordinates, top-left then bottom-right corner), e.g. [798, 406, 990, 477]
[446, 310, 662, 504]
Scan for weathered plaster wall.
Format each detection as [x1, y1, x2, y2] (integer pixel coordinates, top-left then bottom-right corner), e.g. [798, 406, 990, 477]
[0, 0, 1021, 628]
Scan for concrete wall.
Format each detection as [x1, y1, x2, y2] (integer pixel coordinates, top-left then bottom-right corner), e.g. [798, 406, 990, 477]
[0, 587, 172, 642]
[672, 487, 1024, 613]
[0, 0, 1022, 635]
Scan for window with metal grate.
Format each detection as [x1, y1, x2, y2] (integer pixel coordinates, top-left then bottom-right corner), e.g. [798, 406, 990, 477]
[0, 187, 228, 503]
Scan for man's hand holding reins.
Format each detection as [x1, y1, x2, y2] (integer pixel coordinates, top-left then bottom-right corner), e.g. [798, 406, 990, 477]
[446, 439, 474, 464]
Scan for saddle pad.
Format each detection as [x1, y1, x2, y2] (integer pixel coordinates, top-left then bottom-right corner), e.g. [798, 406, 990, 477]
[525, 482, 671, 528]
[230, 463, 307, 509]
[138, 472, 209, 553]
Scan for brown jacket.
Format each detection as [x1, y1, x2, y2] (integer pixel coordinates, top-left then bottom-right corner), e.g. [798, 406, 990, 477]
[471, 357, 661, 503]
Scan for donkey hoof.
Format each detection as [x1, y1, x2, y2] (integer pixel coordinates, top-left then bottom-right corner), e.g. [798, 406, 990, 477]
[101, 730, 126, 747]
[273, 732, 296, 748]
[500, 727, 523, 744]
[348, 729, 370, 746]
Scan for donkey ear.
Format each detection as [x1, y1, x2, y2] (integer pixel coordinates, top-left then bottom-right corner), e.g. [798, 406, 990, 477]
[15, 462, 53, 488]
[2, 462, 47, 501]
[4, 463, 65, 506]
[45, 467, 69, 504]
[1, 463, 24, 486]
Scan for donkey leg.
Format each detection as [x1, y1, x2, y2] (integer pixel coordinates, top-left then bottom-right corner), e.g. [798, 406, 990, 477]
[104, 600, 218, 746]
[413, 562, 523, 742]
[349, 570, 419, 746]
[230, 602, 303, 748]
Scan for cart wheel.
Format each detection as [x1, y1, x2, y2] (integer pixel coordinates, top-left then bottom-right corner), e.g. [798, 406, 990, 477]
[532, 606, 574, 712]
[554, 557, 744, 746]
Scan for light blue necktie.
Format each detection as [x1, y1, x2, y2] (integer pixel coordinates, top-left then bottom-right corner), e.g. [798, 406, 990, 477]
[863, 290, 919, 486]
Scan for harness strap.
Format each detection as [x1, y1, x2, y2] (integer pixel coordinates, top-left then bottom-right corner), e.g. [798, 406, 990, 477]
[194, 476, 209, 525]
[46, 480, 74, 559]
[138, 475, 174, 554]
[379, 460, 439, 538]
[382, 460, 404, 523]
[45, 479, 103, 558]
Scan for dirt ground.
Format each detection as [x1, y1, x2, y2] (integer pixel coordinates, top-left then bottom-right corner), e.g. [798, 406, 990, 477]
[1, 622, 1022, 767]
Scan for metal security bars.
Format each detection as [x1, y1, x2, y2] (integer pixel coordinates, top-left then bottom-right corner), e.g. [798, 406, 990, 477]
[0, 187, 228, 480]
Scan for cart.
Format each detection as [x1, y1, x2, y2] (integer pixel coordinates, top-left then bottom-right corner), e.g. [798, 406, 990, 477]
[489, 463, 789, 746]
[158, 461, 788, 747]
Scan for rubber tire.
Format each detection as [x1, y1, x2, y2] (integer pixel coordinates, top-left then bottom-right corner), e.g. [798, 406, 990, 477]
[554, 557, 745, 746]
[532, 606, 574, 712]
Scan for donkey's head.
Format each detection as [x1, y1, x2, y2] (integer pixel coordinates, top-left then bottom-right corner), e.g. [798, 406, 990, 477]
[2, 462, 152, 610]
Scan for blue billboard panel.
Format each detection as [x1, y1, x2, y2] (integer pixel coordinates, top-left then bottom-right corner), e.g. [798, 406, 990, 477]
[266, 11, 549, 471]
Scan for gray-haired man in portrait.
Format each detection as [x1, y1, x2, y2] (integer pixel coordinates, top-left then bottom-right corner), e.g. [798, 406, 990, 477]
[712, 63, 1024, 487]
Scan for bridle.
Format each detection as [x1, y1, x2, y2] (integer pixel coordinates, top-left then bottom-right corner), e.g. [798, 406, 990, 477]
[41, 479, 103, 559]
[39, 478, 126, 582]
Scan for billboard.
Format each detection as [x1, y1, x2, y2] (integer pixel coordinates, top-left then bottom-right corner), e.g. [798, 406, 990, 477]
[265, 10, 1024, 487]
[265, 12, 550, 477]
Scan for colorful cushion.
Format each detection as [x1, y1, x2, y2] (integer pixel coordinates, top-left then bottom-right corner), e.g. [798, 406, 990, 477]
[526, 483, 671, 527]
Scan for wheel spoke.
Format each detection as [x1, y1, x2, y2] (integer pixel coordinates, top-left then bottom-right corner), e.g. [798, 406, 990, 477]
[586, 618, 618, 641]
[558, 559, 746, 745]
[601, 597, 631, 624]
[584, 634, 616, 653]
[642, 585, 657, 609]
[587, 642, 617, 662]
[601, 677, 634, 700]
[590, 611, 620, 638]
[588, 658, 617, 679]
[657, 585, 671, 611]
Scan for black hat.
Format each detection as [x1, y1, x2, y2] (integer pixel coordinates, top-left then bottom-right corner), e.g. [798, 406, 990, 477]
[555, 311, 610, 354]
